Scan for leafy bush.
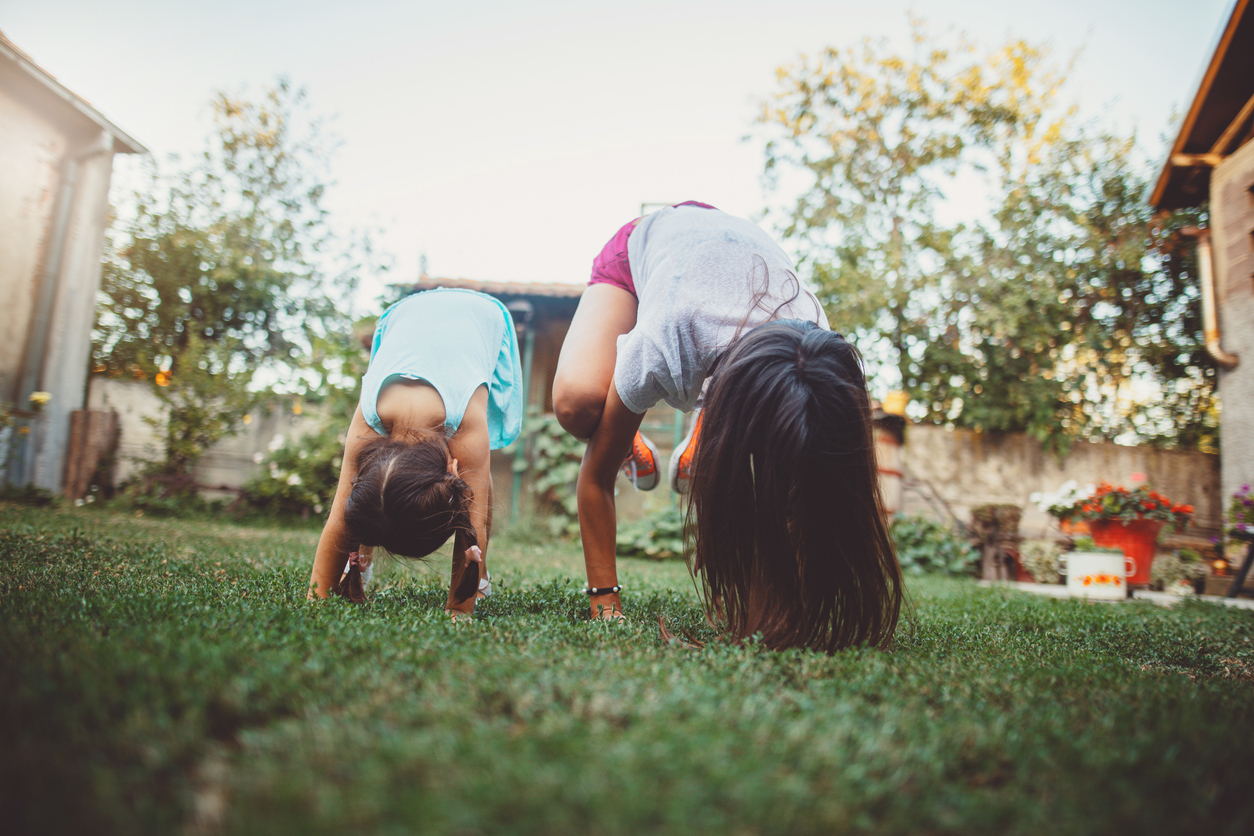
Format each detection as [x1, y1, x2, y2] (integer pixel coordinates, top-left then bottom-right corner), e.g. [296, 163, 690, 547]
[890, 515, 980, 576]
[521, 412, 584, 537]
[1018, 539, 1062, 584]
[240, 422, 343, 520]
[1151, 548, 1209, 592]
[617, 506, 686, 560]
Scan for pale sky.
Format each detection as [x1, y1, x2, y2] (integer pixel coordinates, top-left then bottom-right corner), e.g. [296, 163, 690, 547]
[1, 0, 1235, 311]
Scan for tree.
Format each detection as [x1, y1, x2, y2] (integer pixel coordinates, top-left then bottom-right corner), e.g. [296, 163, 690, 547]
[95, 79, 382, 493]
[759, 21, 1215, 451]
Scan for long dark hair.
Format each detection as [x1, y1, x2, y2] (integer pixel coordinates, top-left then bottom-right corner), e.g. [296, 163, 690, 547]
[337, 433, 478, 602]
[686, 320, 902, 653]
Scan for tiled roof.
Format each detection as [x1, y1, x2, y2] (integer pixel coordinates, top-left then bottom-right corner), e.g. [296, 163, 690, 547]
[403, 276, 585, 299]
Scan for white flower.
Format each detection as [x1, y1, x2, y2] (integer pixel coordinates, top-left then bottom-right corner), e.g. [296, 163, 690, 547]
[299, 450, 308, 459]
[252, 452, 264, 464]
[268, 434, 286, 452]
[314, 503, 324, 514]
[286, 473, 302, 486]
[1031, 480, 1087, 513]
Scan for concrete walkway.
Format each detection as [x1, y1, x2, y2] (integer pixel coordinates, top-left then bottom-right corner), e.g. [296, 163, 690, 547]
[979, 580, 1254, 611]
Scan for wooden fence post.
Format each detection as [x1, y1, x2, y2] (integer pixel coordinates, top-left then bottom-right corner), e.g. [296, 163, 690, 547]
[64, 410, 119, 500]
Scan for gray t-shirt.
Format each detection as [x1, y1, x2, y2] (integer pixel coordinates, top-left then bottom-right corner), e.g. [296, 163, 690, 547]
[614, 205, 829, 414]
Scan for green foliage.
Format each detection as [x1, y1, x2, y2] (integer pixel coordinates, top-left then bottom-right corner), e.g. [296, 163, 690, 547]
[238, 414, 342, 520]
[1069, 537, 1125, 555]
[1226, 483, 1253, 538]
[1151, 549, 1209, 592]
[95, 79, 385, 495]
[760, 20, 1214, 452]
[521, 411, 584, 537]
[239, 328, 369, 520]
[1018, 539, 1062, 584]
[616, 505, 687, 560]
[6, 504, 1254, 835]
[139, 335, 261, 492]
[890, 514, 980, 576]
[0, 483, 56, 506]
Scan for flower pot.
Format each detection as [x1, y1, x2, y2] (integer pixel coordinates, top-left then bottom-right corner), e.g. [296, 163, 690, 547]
[1061, 550, 1135, 600]
[1088, 519, 1163, 587]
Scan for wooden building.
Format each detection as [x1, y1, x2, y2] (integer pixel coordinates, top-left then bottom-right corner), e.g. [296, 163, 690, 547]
[1150, 0, 1254, 505]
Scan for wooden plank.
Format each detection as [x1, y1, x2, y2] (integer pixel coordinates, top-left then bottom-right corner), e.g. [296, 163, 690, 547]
[63, 410, 119, 500]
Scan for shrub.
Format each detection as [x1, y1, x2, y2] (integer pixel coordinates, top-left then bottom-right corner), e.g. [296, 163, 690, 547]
[240, 425, 342, 520]
[1151, 548, 1208, 592]
[616, 506, 686, 560]
[1018, 539, 1062, 584]
[890, 515, 980, 576]
[522, 412, 584, 537]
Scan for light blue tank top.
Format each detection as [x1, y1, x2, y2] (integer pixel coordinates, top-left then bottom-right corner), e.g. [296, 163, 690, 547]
[360, 289, 523, 449]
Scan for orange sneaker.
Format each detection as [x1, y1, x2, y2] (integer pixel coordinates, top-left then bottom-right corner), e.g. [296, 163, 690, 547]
[668, 409, 702, 494]
[622, 432, 660, 491]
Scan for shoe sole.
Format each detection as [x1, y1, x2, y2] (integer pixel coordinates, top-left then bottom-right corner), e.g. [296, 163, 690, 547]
[669, 413, 699, 494]
[628, 433, 660, 491]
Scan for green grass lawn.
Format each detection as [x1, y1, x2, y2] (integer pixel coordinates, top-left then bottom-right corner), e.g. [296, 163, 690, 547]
[4, 501, 1254, 835]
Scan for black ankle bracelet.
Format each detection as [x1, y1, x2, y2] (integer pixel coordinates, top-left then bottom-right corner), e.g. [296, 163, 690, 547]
[583, 584, 623, 595]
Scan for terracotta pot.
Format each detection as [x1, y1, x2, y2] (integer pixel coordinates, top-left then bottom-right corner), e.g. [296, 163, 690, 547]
[1088, 519, 1164, 587]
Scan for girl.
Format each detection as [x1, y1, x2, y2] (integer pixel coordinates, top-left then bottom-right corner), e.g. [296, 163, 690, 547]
[308, 288, 522, 616]
[553, 202, 901, 652]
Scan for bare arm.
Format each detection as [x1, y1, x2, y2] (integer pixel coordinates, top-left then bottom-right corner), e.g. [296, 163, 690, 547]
[446, 386, 494, 614]
[576, 379, 645, 619]
[309, 407, 378, 599]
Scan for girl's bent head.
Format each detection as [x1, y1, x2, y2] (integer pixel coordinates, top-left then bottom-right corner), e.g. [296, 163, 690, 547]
[343, 434, 477, 559]
[690, 320, 902, 653]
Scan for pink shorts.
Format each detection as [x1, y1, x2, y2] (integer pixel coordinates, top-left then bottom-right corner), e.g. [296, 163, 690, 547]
[588, 201, 716, 297]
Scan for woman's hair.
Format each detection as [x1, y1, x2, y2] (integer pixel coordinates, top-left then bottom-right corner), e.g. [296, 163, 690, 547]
[336, 433, 477, 602]
[686, 320, 902, 653]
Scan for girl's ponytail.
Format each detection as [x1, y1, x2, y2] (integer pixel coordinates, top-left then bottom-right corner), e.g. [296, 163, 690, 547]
[334, 552, 369, 604]
[688, 320, 902, 653]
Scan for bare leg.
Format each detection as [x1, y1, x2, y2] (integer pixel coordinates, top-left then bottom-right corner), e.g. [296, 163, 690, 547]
[552, 283, 639, 617]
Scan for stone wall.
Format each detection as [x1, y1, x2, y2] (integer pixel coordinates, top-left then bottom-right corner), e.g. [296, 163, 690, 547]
[899, 423, 1222, 539]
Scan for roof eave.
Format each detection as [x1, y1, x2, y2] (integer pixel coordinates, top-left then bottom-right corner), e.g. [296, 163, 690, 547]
[1150, 0, 1249, 210]
[0, 31, 147, 155]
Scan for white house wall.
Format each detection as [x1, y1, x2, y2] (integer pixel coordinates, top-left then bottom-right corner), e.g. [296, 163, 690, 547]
[0, 73, 65, 402]
[30, 139, 117, 491]
[1211, 137, 1254, 504]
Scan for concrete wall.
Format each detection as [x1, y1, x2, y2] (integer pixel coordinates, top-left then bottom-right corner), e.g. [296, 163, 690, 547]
[87, 378, 324, 498]
[899, 423, 1222, 539]
[1212, 138, 1254, 507]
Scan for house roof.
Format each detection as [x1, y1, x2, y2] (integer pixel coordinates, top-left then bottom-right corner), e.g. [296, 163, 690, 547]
[1151, 0, 1254, 209]
[0, 29, 146, 155]
[403, 276, 586, 300]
